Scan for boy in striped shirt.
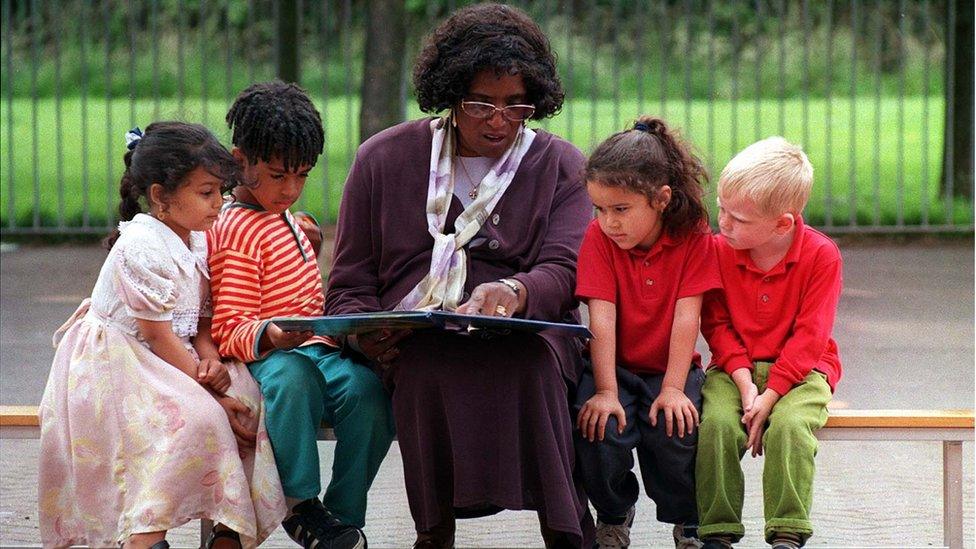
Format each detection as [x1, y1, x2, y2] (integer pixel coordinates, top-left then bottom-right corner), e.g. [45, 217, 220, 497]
[209, 81, 394, 549]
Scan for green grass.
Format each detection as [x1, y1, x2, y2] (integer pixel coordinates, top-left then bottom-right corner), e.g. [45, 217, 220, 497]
[1, 95, 971, 230]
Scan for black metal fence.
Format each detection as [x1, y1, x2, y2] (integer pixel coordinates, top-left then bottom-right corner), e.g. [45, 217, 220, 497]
[1, 0, 972, 235]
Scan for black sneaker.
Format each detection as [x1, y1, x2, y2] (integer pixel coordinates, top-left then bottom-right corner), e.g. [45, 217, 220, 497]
[700, 536, 733, 549]
[281, 498, 367, 549]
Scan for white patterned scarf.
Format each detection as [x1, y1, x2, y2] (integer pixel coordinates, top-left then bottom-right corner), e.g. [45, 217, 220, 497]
[396, 114, 536, 311]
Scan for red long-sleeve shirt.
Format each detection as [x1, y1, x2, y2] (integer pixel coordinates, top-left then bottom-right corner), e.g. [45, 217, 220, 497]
[701, 218, 843, 395]
[208, 203, 335, 362]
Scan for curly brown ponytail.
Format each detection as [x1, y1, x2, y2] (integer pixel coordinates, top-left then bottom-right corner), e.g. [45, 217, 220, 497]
[585, 115, 709, 238]
[103, 122, 239, 249]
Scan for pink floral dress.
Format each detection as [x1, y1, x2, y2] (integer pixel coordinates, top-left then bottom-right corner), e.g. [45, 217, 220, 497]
[38, 214, 286, 548]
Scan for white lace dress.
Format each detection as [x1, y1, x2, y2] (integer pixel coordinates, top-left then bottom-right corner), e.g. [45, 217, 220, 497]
[37, 214, 286, 548]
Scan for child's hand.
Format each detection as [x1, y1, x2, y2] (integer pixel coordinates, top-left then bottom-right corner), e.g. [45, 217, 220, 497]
[577, 390, 626, 442]
[197, 358, 232, 394]
[739, 382, 759, 414]
[742, 389, 781, 457]
[268, 323, 314, 350]
[650, 386, 700, 438]
[217, 395, 257, 452]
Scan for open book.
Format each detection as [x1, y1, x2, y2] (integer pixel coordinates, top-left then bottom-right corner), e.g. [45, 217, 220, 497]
[271, 310, 591, 339]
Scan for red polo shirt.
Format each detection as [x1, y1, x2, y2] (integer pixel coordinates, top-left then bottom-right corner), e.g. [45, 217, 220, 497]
[701, 217, 843, 395]
[576, 219, 721, 375]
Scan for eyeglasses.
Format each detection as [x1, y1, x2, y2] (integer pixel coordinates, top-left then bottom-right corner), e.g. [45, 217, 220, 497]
[460, 101, 536, 122]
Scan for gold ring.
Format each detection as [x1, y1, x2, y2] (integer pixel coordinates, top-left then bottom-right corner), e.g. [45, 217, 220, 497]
[494, 305, 508, 316]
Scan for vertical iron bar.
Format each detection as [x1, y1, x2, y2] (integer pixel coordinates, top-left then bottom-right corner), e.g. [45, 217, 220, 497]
[177, 0, 185, 117]
[320, 0, 330, 221]
[635, 0, 644, 114]
[921, 0, 931, 226]
[272, 1, 279, 81]
[754, 0, 762, 140]
[565, 0, 574, 142]
[104, 0, 114, 226]
[943, 0, 955, 224]
[225, 0, 233, 107]
[777, 0, 786, 136]
[53, 0, 64, 227]
[128, 0, 137, 127]
[342, 0, 352, 170]
[895, 0, 905, 226]
[872, 0, 881, 226]
[81, 0, 90, 227]
[201, 0, 209, 124]
[589, 3, 598, 145]
[611, 0, 620, 129]
[848, 0, 858, 226]
[731, 0, 739, 153]
[706, 0, 715, 166]
[151, 0, 159, 120]
[4, 0, 14, 228]
[660, 0, 668, 117]
[825, 0, 834, 226]
[683, 0, 692, 134]
[247, 0, 255, 84]
[30, 0, 40, 227]
[801, 0, 810, 150]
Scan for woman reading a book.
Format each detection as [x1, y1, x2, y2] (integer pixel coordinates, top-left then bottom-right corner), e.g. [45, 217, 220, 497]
[324, 4, 594, 547]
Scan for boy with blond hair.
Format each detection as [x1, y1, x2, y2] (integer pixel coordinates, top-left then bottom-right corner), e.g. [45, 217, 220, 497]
[696, 137, 843, 549]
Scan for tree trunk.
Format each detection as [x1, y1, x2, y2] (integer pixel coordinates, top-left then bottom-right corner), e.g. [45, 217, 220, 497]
[942, 0, 974, 199]
[276, 0, 300, 84]
[360, 0, 407, 144]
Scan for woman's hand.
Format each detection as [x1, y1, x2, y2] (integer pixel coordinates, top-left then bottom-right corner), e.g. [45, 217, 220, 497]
[265, 323, 314, 351]
[197, 358, 232, 395]
[216, 395, 257, 451]
[649, 386, 700, 438]
[351, 329, 412, 366]
[577, 390, 627, 442]
[456, 281, 521, 317]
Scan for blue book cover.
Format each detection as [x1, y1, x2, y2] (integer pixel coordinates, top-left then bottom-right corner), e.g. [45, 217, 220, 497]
[271, 311, 591, 339]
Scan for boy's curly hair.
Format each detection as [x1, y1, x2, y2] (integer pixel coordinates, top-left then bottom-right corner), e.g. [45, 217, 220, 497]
[226, 81, 324, 171]
[413, 3, 564, 119]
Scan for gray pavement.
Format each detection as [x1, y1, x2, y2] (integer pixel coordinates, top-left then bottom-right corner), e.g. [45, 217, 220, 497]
[1, 238, 973, 547]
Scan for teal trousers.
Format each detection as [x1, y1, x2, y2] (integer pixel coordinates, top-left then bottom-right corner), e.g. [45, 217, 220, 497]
[248, 345, 395, 527]
[695, 362, 831, 544]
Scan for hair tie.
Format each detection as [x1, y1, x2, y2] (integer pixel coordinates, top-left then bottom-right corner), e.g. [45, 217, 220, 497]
[125, 127, 143, 150]
[633, 122, 650, 133]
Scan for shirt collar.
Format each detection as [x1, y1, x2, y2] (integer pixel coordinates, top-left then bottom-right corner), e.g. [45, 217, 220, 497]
[627, 229, 680, 259]
[122, 213, 209, 278]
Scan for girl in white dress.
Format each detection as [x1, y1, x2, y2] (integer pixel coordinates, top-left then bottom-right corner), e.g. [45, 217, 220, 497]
[38, 122, 286, 549]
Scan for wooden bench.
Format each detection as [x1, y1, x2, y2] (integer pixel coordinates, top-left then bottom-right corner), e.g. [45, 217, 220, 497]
[2, 406, 973, 548]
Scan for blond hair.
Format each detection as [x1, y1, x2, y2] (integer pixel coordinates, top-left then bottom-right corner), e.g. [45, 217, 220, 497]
[718, 137, 813, 217]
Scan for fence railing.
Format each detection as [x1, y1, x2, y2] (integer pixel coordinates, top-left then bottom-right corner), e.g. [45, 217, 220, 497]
[1, 0, 972, 235]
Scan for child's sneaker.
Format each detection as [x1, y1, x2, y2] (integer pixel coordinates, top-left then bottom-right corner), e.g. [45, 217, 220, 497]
[281, 498, 366, 549]
[595, 506, 636, 548]
[770, 532, 802, 549]
[700, 536, 734, 549]
[673, 524, 703, 548]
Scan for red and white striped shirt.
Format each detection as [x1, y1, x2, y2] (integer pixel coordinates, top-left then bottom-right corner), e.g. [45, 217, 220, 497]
[208, 203, 335, 362]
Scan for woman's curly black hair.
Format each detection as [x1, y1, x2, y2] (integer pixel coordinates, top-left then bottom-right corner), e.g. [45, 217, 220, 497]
[413, 3, 564, 120]
[226, 80, 324, 172]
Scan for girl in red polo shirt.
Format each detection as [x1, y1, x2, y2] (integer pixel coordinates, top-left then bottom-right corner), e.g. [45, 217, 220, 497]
[574, 116, 720, 549]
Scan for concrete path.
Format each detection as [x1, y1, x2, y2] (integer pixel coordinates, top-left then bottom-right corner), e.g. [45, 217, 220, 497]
[1, 237, 973, 547]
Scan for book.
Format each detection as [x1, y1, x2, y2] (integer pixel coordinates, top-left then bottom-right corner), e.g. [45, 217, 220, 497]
[271, 310, 592, 339]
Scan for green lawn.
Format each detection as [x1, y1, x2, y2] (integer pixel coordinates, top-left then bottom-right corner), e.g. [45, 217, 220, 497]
[1, 95, 971, 230]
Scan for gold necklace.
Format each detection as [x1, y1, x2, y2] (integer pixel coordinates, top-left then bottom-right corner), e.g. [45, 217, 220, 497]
[456, 156, 483, 199]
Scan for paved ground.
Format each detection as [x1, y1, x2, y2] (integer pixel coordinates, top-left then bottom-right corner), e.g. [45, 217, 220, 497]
[1, 237, 973, 547]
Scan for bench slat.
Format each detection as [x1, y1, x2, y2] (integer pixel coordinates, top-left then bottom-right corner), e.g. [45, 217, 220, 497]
[825, 409, 975, 429]
[0, 405, 41, 427]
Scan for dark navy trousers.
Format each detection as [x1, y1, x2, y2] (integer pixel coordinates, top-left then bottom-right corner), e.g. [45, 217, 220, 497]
[573, 364, 705, 525]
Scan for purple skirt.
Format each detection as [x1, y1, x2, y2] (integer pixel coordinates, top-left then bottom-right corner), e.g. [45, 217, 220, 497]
[391, 330, 594, 546]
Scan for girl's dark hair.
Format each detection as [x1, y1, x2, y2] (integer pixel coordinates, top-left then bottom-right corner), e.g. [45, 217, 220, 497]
[104, 121, 239, 249]
[226, 80, 324, 171]
[413, 3, 564, 119]
[585, 116, 709, 238]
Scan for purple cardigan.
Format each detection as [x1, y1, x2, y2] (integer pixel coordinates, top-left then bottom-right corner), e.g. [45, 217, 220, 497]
[324, 118, 591, 381]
